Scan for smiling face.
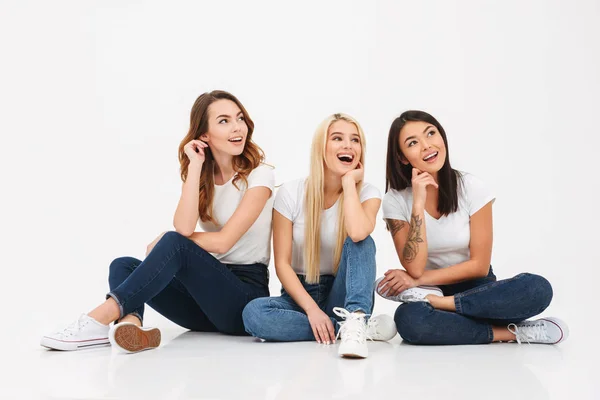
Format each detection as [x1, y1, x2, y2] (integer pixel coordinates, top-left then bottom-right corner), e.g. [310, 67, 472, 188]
[398, 120, 447, 174]
[200, 99, 248, 156]
[323, 120, 362, 176]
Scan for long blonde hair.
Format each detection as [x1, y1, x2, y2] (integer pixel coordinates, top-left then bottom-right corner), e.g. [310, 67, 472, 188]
[304, 113, 366, 283]
[178, 90, 265, 224]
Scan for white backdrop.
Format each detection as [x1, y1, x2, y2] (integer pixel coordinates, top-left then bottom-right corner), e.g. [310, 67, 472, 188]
[1, 0, 598, 346]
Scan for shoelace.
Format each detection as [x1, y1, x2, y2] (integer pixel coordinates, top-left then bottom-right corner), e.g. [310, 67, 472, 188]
[57, 314, 88, 338]
[333, 307, 372, 343]
[507, 321, 548, 344]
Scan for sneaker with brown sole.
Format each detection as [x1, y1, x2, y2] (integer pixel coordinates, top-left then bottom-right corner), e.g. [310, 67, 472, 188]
[109, 322, 161, 353]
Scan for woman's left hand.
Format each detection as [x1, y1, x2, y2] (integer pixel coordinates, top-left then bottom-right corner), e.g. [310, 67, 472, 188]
[377, 269, 417, 296]
[342, 162, 364, 184]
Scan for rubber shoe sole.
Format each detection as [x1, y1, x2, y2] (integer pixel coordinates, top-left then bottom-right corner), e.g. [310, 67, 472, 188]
[109, 323, 161, 353]
[40, 336, 110, 351]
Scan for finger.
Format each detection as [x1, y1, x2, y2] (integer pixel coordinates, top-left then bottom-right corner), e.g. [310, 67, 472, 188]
[326, 320, 336, 344]
[383, 269, 397, 276]
[413, 171, 431, 180]
[423, 177, 439, 188]
[378, 276, 395, 292]
[379, 274, 394, 288]
[383, 277, 400, 294]
[311, 325, 321, 343]
[194, 139, 208, 147]
[390, 281, 406, 296]
[320, 324, 332, 344]
[317, 325, 328, 344]
[377, 279, 389, 292]
[412, 168, 419, 179]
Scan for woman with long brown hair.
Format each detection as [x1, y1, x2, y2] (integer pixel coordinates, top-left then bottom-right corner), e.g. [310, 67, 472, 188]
[41, 90, 274, 352]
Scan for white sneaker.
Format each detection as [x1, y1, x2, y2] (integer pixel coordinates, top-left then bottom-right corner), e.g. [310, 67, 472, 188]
[109, 322, 161, 353]
[367, 314, 397, 341]
[41, 314, 110, 351]
[334, 307, 369, 359]
[374, 277, 443, 303]
[508, 317, 569, 344]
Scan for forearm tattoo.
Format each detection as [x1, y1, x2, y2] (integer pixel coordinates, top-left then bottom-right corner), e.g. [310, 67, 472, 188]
[385, 218, 406, 237]
[403, 214, 424, 262]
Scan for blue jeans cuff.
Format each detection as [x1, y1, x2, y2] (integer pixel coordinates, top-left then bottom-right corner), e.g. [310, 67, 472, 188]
[106, 292, 125, 320]
[486, 324, 494, 343]
[454, 293, 464, 314]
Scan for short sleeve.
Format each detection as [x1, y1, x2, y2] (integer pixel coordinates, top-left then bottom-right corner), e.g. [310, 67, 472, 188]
[359, 182, 382, 203]
[273, 182, 296, 221]
[382, 190, 410, 222]
[247, 164, 275, 191]
[461, 173, 495, 216]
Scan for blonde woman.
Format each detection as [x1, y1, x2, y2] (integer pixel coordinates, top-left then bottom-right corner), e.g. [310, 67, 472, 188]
[243, 113, 396, 359]
[41, 90, 274, 352]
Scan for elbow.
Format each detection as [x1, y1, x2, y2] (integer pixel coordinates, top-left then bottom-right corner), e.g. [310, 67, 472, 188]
[173, 218, 195, 238]
[349, 233, 368, 243]
[474, 261, 491, 278]
[403, 263, 425, 279]
[347, 227, 372, 243]
[215, 241, 233, 255]
[408, 268, 424, 280]
[213, 235, 234, 254]
[174, 227, 194, 237]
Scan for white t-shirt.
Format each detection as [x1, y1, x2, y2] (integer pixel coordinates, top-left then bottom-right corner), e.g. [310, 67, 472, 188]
[382, 172, 495, 270]
[198, 164, 275, 265]
[274, 178, 382, 275]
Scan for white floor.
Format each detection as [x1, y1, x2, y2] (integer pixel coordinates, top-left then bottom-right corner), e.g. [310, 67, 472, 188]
[4, 320, 598, 400]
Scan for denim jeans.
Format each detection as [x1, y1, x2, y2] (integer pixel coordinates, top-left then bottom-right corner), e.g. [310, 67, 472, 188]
[394, 267, 553, 345]
[107, 231, 270, 335]
[242, 236, 376, 341]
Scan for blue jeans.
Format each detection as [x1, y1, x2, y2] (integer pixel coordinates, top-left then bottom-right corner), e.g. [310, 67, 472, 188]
[394, 267, 553, 345]
[242, 236, 376, 341]
[107, 231, 269, 335]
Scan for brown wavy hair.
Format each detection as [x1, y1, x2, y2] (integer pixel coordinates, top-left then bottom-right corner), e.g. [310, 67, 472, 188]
[178, 90, 265, 224]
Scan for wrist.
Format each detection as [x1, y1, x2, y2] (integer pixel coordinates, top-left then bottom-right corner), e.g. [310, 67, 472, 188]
[189, 160, 204, 170]
[412, 202, 425, 214]
[342, 175, 356, 186]
[304, 304, 320, 314]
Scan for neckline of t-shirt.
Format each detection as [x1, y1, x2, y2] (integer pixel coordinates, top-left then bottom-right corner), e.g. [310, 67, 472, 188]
[324, 198, 340, 212]
[214, 173, 237, 188]
[424, 210, 444, 222]
[322, 182, 369, 211]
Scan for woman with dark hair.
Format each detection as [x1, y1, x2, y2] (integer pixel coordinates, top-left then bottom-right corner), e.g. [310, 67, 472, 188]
[376, 110, 568, 345]
[41, 90, 274, 352]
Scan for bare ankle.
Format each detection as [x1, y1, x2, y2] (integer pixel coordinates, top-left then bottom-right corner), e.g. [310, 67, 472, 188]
[120, 314, 142, 326]
[88, 298, 121, 325]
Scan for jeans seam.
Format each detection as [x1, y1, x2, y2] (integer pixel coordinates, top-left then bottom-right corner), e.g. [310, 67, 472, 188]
[458, 273, 526, 297]
[119, 243, 189, 311]
[119, 240, 250, 313]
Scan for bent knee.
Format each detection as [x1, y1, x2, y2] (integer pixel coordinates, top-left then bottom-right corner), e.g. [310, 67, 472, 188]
[108, 256, 139, 276]
[394, 302, 432, 344]
[242, 299, 268, 336]
[521, 273, 553, 311]
[161, 231, 189, 244]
